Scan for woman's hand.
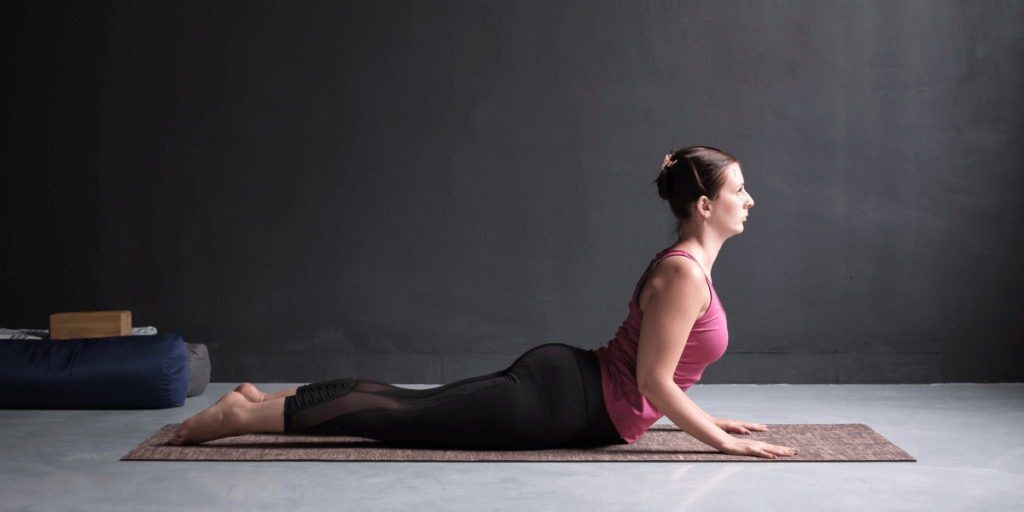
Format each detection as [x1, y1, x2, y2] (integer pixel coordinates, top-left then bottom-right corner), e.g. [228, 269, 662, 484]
[719, 438, 798, 459]
[712, 417, 769, 435]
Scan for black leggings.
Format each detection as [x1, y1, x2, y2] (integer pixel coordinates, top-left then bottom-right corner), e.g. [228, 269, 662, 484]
[283, 343, 625, 449]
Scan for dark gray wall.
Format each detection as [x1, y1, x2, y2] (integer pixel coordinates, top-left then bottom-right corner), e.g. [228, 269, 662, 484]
[4, 1, 1022, 384]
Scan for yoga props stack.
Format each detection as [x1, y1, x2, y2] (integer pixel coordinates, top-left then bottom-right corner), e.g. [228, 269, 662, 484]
[0, 310, 210, 409]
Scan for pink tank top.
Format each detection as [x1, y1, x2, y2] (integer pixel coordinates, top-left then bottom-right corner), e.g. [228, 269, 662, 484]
[594, 249, 729, 443]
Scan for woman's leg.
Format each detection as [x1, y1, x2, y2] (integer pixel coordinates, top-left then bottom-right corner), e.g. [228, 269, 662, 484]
[171, 343, 621, 448]
[172, 370, 514, 445]
[174, 377, 435, 444]
[170, 369, 518, 446]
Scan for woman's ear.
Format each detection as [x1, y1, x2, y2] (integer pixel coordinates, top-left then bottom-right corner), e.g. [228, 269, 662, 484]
[696, 196, 712, 220]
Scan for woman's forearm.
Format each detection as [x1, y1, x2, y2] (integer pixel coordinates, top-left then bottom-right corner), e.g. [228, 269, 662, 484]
[698, 406, 716, 421]
[640, 381, 732, 450]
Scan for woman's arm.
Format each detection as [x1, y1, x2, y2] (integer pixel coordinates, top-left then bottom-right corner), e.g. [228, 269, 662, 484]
[635, 257, 796, 459]
[641, 378, 744, 450]
[656, 384, 768, 436]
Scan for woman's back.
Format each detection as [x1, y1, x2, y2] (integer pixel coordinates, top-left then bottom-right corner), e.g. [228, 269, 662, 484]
[594, 248, 729, 443]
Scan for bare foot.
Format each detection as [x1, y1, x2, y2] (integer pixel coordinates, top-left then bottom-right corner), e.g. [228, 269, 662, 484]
[168, 391, 251, 445]
[234, 382, 266, 403]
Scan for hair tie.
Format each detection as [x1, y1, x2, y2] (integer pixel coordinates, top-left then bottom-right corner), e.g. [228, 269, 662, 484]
[662, 153, 676, 171]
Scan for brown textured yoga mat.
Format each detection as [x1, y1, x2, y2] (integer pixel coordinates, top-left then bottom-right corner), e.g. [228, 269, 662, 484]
[122, 423, 914, 462]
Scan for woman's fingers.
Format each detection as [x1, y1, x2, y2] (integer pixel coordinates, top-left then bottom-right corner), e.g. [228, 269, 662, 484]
[742, 421, 769, 432]
[719, 419, 756, 434]
[745, 445, 772, 459]
[723, 422, 751, 435]
[763, 444, 798, 457]
[722, 437, 799, 459]
[719, 419, 769, 433]
[742, 442, 798, 459]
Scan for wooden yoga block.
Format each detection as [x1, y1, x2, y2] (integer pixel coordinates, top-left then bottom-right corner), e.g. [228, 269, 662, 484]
[50, 311, 132, 340]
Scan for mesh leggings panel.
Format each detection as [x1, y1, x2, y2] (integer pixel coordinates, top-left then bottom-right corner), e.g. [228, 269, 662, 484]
[283, 343, 623, 449]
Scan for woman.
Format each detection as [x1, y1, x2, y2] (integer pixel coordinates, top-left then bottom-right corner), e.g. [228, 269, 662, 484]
[170, 146, 798, 459]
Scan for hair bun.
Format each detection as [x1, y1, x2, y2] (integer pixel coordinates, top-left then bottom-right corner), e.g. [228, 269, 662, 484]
[656, 153, 677, 200]
[656, 169, 672, 200]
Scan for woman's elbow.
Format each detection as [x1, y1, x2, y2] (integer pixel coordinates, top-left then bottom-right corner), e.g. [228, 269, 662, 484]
[637, 377, 671, 399]
[638, 382, 654, 399]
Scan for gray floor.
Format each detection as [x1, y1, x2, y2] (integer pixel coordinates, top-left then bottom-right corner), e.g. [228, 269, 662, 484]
[2, 383, 1022, 511]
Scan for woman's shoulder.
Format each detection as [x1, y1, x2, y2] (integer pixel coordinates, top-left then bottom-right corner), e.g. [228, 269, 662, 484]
[652, 253, 706, 282]
[638, 254, 709, 312]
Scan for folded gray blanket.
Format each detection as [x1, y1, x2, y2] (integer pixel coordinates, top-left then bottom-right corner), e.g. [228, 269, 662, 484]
[0, 326, 158, 339]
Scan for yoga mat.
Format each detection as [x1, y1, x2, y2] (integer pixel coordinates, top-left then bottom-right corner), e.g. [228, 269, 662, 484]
[122, 424, 915, 462]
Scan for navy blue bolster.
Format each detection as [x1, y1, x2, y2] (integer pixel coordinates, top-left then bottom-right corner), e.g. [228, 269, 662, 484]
[0, 333, 190, 409]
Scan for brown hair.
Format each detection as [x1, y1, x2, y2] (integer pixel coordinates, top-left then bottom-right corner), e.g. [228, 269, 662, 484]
[655, 145, 737, 229]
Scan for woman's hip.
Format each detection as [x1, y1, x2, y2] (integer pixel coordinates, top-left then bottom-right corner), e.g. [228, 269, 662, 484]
[507, 343, 619, 441]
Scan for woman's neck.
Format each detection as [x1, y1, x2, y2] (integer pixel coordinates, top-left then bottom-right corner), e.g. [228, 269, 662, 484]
[669, 231, 725, 278]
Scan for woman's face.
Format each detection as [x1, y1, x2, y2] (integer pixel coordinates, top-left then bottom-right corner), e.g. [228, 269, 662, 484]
[708, 163, 754, 235]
